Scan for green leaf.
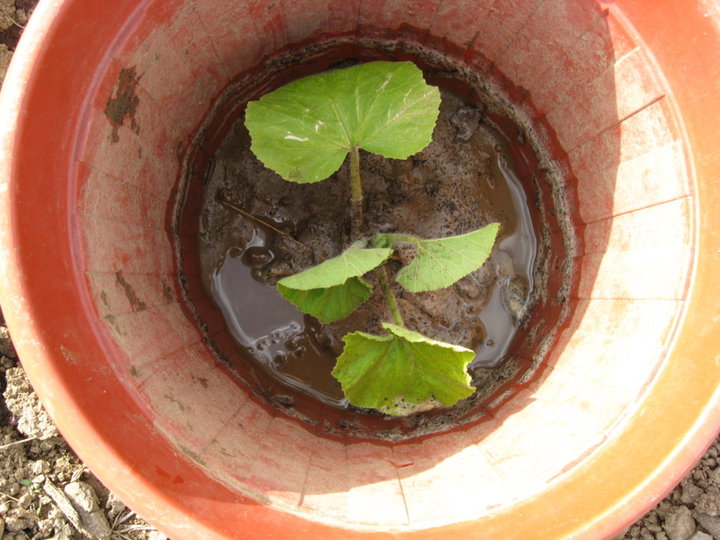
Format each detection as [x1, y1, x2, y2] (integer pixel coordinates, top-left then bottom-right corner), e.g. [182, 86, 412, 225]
[332, 323, 475, 415]
[379, 224, 500, 293]
[278, 278, 372, 324]
[245, 61, 441, 183]
[278, 246, 393, 289]
[277, 246, 393, 323]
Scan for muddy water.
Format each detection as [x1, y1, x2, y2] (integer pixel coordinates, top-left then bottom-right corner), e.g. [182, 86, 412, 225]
[210, 229, 348, 407]
[471, 157, 536, 368]
[201, 90, 537, 409]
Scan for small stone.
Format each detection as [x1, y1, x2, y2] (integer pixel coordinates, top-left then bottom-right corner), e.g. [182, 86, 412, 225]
[50, 522, 75, 540]
[695, 513, 720, 539]
[694, 470, 709, 484]
[39, 441, 54, 452]
[36, 518, 55, 536]
[0, 502, 8, 514]
[689, 532, 713, 540]
[657, 501, 677, 519]
[394, 241, 417, 265]
[63, 481, 111, 539]
[32, 474, 46, 484]
[710, 468, 720, 486]
[105, 491, 127, 520]
[5, 516, 30, 532]
[663, 505, 696, 540]
[454, 275, 482, 300]
[3, 367, 59, 440]
[645, 512, 664, 534]
[639, 527, 655, 540]
[18, 491, 32, 509]
[47, 506, 63, 521]
[31, 460, 51, 475]
[681, 479, 704, 504]
[14, 9, 28, 26]
[147, 531, 168, 540]
[0, 326, 16, 358]
[696, 489, 720, 517]
[449, 105, 482, 142]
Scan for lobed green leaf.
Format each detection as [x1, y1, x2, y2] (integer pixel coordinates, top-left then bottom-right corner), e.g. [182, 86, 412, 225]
[378, 224, 500, 293]
[245, 61, 441, 183]
[277, 245, 393, 323]
[332, 323, 475, 415]
[277, 278, 373, 324]
[278, 246, 393, 290]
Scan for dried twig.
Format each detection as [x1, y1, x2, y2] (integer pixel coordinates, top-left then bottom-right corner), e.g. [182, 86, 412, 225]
[0, 437, 36, 451]
[43, 480, 84, 534]
[220, 200, 287, 235]
[115, 523, 156, 533]
[219, 199, 313, 254]
[111, 509, 135, 530]
[0, 490, 20, 503]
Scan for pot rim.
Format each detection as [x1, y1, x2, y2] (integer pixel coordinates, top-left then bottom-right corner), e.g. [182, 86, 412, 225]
[0, 0, 718, 538]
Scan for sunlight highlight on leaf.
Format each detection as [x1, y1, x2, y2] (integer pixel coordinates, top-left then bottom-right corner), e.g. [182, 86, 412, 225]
[245, 61, 441, 183]
[378, 224, 500, 293]
[276, 246, 393, 323]
[278, 278, 373, 324]
[332, 323, 475, 416]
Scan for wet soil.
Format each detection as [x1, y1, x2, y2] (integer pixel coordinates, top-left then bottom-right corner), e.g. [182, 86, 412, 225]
[199, 89, 537, 410]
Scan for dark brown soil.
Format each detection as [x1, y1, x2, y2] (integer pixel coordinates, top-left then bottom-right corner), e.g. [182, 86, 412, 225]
[199, 88, 537, 412]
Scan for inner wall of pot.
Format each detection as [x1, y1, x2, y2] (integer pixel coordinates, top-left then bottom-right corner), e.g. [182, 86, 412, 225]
[75, 0, 693, 529]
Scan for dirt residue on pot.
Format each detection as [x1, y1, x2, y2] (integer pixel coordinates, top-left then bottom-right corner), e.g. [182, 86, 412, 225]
[104, 66, 141, 143]
[198, 89, 538, 409]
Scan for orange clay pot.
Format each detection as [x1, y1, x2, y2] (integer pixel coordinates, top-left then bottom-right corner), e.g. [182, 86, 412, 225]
[0, 0, 718, 538]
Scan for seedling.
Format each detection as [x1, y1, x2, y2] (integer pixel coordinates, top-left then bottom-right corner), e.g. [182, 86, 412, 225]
[245, 61, 499, 415]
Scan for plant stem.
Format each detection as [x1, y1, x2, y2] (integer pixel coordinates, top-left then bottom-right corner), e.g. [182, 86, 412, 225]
[377, 233, 421, 246]
[349, 146, 363, 241]
[377, 267, 404, 327]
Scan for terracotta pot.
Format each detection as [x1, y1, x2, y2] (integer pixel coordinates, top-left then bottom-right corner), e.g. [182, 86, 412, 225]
[1, 0, 718, 538]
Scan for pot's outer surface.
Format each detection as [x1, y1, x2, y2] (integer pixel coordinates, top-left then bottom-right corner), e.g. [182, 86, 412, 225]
[0, 0, 718, 538]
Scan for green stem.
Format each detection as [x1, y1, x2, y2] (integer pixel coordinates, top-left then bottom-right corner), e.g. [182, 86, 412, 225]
[376, 233, 421, 247]
[377, 267, 404, 327]
[350, 146, 363, 241]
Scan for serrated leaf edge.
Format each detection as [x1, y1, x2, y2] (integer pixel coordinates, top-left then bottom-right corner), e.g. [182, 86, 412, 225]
[277, 247, 393, 290]
[277, 277, 373, 324]
[381, 224, 500, 293]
